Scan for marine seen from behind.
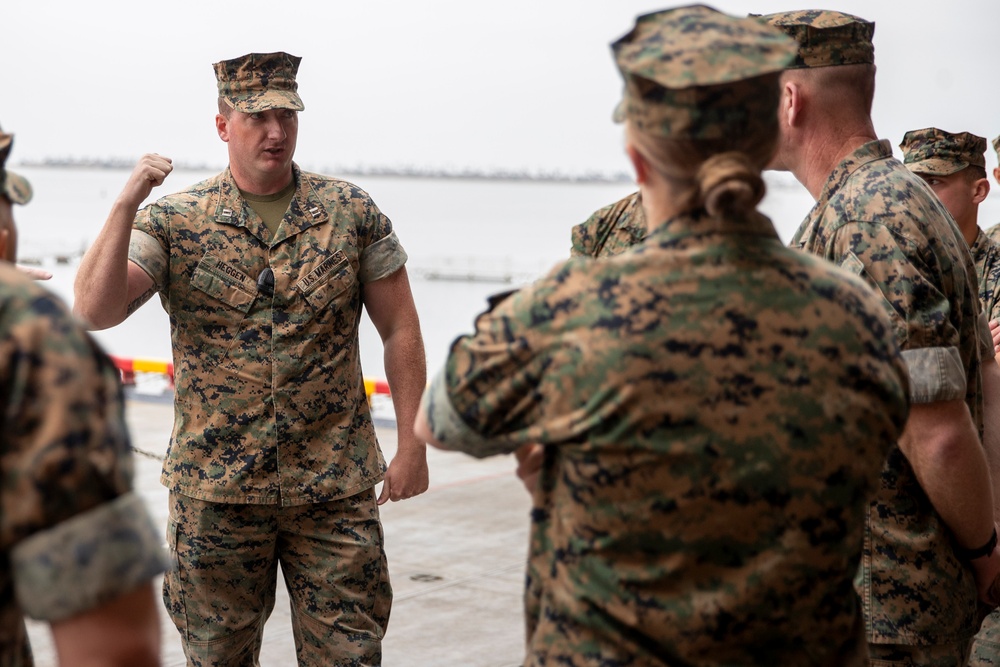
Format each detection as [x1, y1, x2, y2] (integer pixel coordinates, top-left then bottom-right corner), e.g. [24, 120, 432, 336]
[762, 9, 1000, 665]
[416, 6, 910, 665]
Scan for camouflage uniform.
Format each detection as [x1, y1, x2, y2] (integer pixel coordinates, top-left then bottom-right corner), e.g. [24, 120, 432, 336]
[126, 53, 404, 665]
[988, 135, 1000, 254]
[900, 129, 1000, 667]
[971, 231, 1000, 324]
[987, 224, 1000, 245]
[129, 165, 403, 506]
[792, 134, 987, 667]
[973, 580, 1000, 665]
[0, 263, 166, 666]
[421, 7, 910, 665]
[570, 191, 645, 258]
[424, 212, 909, 665]
[760, 13, 991, 662]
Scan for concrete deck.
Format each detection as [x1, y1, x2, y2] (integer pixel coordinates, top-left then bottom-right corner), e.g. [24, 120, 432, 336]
[25, 394, 530, 666]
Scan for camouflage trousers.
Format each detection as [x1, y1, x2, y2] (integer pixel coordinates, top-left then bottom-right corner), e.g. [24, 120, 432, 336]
[868, 639, 972, 667]
[163, 489, 391, 667]
[970, 609, 1000, 666]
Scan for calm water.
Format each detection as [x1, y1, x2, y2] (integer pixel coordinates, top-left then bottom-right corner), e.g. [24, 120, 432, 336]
[14, 165, 1000, 380]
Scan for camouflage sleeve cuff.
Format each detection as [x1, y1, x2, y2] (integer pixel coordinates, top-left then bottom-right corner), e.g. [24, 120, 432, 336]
[128, 229, 168, 290]
[901, 346, 967, 404]
[359, 230, 407, 284]
[12, 492, 168, 622]
[422, 369, 514, 459]
[570, 222, 591, 257]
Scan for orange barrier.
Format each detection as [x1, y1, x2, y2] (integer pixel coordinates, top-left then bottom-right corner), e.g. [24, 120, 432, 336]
[111, 355, 174, 388]
[364, 378, 391, 399]
[111, 355, 391, 401]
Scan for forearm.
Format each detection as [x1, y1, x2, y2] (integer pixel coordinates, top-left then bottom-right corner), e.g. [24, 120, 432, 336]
[74, 154, 171, 330]
[903, 400, 996, 550]
[73, 199, 142, 329]
[383, 322, 427, 453]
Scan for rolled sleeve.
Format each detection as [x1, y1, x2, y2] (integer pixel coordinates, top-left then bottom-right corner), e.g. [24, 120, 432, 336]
[901, 346, 966, 404]
[12, 492, 168, 622]
[128, 229, 169, 290]
[422, 370, 514, 458]
[359, 230, 407, 284]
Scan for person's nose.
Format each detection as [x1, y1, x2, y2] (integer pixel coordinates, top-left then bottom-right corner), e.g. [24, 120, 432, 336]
[265, 117, 286, 140]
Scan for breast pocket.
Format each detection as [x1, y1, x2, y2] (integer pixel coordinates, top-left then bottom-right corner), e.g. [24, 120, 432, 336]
[187, 255, 260, 368]
[294, 251, 356, 313]
[191, 255, 257, 313]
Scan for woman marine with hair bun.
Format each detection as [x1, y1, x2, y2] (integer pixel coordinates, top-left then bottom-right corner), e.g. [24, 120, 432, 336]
[417, 5, 910, 665]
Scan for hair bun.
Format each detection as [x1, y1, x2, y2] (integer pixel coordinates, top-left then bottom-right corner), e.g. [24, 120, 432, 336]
[696, 152, 765, 217]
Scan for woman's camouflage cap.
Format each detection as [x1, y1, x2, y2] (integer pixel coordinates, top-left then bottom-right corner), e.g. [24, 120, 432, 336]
[0, 129, 32, 206]
[900, 128, 987, 176]
[612, 4, 798, 140]
[754, 10, 874, 69]
[214, 52, 305, 113]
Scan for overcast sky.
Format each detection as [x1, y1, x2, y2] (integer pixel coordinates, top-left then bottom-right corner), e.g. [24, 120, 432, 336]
[4, 1, 999, 178]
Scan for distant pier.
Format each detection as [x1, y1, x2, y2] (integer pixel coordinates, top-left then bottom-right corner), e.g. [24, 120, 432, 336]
[409, 258, 547, 286]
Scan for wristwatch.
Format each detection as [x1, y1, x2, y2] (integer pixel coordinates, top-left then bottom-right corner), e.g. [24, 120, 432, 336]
[957, 527, 998, 561]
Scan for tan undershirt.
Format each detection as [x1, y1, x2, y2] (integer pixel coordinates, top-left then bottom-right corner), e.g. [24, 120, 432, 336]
[242, 180, 296, 237]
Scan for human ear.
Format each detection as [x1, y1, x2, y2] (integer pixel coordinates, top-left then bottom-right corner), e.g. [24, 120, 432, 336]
[781, 80, 803, 129]
[973, 178, 990, 205]
[625, 143, 649, 185]
[215, 114, 230, 142]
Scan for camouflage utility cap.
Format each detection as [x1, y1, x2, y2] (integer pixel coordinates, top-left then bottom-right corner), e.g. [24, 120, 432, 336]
[0, 130, 32, 206]
[612, 4, 798, 140]
[214, 52, 305, 113]
[993, 135, 1000, 163]
[900, 128, 987, 176]
[756, 10, 874, 69]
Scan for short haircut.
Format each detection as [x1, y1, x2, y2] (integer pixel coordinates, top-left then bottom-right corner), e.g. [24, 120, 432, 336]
[964, 165, 988, 183]
[797, 63, 876, 116]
